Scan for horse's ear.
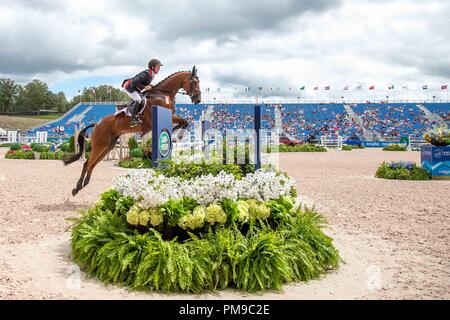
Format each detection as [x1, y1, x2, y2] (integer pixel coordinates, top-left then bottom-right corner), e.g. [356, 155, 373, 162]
[192, 66, 197, 77]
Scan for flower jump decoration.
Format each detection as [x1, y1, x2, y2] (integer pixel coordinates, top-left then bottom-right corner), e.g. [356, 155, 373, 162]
[71, 164, 340, 293]
[375, 161, 430, 180]
[423, 124, 450, 147]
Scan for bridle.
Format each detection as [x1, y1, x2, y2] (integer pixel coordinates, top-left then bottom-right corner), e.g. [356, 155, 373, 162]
[179, 66, 201, 102]
[182, 75, 201, 101]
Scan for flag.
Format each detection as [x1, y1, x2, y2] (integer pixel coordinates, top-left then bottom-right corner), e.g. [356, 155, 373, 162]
[206, 88, 210, 92]
[258, 87, 263, 91]
[356, 85, 362, 90]
[324, 86, 330, 90]
[369, 86, 375, 90]
[343, 86, 349, 90]
[441, 85, 448, 90]
[388, 85, 394, 90]
[422, 85, 428, 90]
[313, 86, 318, 91]
[300, 86, 305, 90]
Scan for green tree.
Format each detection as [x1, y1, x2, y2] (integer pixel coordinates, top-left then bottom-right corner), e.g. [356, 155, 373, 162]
[20, 79, 54, 114]
[0, 79, 20, 113]
[69, 85, 128, 108]
[55, 91, 68, 113]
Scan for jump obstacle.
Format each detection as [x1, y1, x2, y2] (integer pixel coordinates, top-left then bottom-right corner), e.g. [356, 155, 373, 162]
[151, 105, 263, 169]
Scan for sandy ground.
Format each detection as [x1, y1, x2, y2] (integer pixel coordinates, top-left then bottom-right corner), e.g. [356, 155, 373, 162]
[0, 147, 449, 300]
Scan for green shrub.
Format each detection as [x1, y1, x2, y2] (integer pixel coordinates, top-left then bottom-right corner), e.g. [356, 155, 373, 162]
[130, 148, 144, 159]
[342, 145, 352, 151]
[128, 136, 139, 151]
[375, 162, 430, 180]
[117, 158, 250, 179]
[0, 143, 13, 147]
[69, 136, 75, 153]
[5, 150, 35, 159]
[31, 143, 50, 152]
[118, 158, 153, 168]
[141, 138, 152, 158]
[383, 144, 407, 151]
[60, 142, 71, 153]
[40, 150, 65, 160]
[71, 204, 340, 293]
[157, 159, 246, 180]
[271, 144, 327, 153]
[85, 140, 92, 153]
[9, 143, 22, 151]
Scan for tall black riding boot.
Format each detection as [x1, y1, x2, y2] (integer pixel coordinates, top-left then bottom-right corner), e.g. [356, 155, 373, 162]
[130, 100, 143, 126]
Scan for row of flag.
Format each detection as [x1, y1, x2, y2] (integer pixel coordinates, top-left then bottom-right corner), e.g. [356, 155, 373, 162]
[204, 84, 448, 92]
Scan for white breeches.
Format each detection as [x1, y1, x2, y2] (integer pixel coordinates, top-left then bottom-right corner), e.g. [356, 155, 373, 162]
[126, 90, 142, 103]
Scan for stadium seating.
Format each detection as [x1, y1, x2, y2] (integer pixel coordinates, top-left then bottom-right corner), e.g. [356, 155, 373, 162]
[28, 102, 450, 140]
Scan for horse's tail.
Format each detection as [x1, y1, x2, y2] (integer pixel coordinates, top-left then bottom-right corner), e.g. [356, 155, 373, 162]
[63, 124, 96, 165]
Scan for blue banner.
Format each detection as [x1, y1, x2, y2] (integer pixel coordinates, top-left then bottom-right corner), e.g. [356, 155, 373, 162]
[345, 140, 406, 148]
[421, 145, 450, 180]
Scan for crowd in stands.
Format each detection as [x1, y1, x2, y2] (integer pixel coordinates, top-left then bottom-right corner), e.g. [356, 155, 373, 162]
[28, 102, 449, 141]
[353, 104, 439, 138]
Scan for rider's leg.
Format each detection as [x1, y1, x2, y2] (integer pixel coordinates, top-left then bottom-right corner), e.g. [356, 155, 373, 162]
[126, 91, 143, 126]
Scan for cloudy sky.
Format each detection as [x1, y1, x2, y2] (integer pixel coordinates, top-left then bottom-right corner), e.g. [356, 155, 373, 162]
[0, 0, 449, 102]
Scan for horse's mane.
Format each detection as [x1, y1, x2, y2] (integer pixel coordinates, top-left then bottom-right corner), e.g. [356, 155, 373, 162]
[152, 71, 191, 89]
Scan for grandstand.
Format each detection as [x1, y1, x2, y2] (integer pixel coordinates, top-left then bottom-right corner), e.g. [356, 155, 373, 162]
[28, 101, 450, 141]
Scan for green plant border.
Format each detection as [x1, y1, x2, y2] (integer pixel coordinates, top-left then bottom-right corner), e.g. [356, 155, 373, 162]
[375, 162, 430, 180]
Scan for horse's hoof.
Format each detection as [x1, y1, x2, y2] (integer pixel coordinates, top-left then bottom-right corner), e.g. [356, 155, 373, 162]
[72, 188, 79, 196]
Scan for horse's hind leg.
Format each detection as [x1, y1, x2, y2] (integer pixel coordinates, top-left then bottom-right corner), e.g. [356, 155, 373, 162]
[72, 161, 89, 196]
[83, 137, 119, 188]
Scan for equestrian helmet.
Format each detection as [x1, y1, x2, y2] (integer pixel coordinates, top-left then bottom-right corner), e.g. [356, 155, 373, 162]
[148, 58, 163, 68]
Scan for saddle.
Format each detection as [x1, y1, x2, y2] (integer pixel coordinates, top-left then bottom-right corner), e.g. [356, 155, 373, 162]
[115, 98, 147, 117]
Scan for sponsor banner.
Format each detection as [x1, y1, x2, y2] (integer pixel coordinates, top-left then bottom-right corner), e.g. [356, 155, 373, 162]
[421, 145, 450, 180]
[345, 141, 406, 148]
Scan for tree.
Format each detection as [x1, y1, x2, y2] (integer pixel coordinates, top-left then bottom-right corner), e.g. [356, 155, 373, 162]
[69, 85, 128, 107]
[0, 79, 20, 113]
[21, 79, 53, 114]
[55, 91, 68, 113]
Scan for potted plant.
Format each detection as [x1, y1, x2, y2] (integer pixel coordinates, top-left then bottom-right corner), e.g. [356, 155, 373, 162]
[423, 125, 450, 146]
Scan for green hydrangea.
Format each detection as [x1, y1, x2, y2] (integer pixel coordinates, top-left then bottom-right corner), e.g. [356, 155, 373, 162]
[178, 206, 206, 230]
[126, 204, 141, 225]
[95, 199, 105, 209]
[247, 199, 271, 220]
[205, 203, 227, 225]
[236, 200, 250, 223]
[138, 210, 150, 226]
[149, 207, 164, 226]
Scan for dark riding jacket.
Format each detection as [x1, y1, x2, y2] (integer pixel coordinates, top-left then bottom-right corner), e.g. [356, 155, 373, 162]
[122, 69, 155, 93]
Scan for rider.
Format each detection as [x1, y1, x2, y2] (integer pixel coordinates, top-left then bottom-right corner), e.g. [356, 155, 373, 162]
[121, 58, 163, 126]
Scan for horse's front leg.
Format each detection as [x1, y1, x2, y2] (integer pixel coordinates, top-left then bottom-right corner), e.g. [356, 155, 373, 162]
[172, 114, 189, 141]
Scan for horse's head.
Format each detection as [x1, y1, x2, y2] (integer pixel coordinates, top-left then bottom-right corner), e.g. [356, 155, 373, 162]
[182, 66, 201, 104]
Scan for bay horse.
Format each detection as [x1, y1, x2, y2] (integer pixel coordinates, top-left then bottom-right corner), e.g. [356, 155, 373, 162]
[64, 66, 201, 196]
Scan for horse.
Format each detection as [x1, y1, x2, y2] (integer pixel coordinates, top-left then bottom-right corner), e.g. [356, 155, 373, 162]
[64, 66, 201, 196]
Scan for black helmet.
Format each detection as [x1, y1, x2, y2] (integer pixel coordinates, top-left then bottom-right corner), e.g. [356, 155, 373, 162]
[148, 58, 163, 68]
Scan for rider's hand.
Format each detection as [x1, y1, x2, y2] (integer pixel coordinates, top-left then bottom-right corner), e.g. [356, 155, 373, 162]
[144, 85, 153, 91]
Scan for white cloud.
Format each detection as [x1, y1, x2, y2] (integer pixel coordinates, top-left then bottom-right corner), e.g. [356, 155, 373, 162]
[0, 0, 448, 101]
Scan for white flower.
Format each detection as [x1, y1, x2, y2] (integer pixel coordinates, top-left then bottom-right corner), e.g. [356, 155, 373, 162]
[112, 168, 298, 209]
